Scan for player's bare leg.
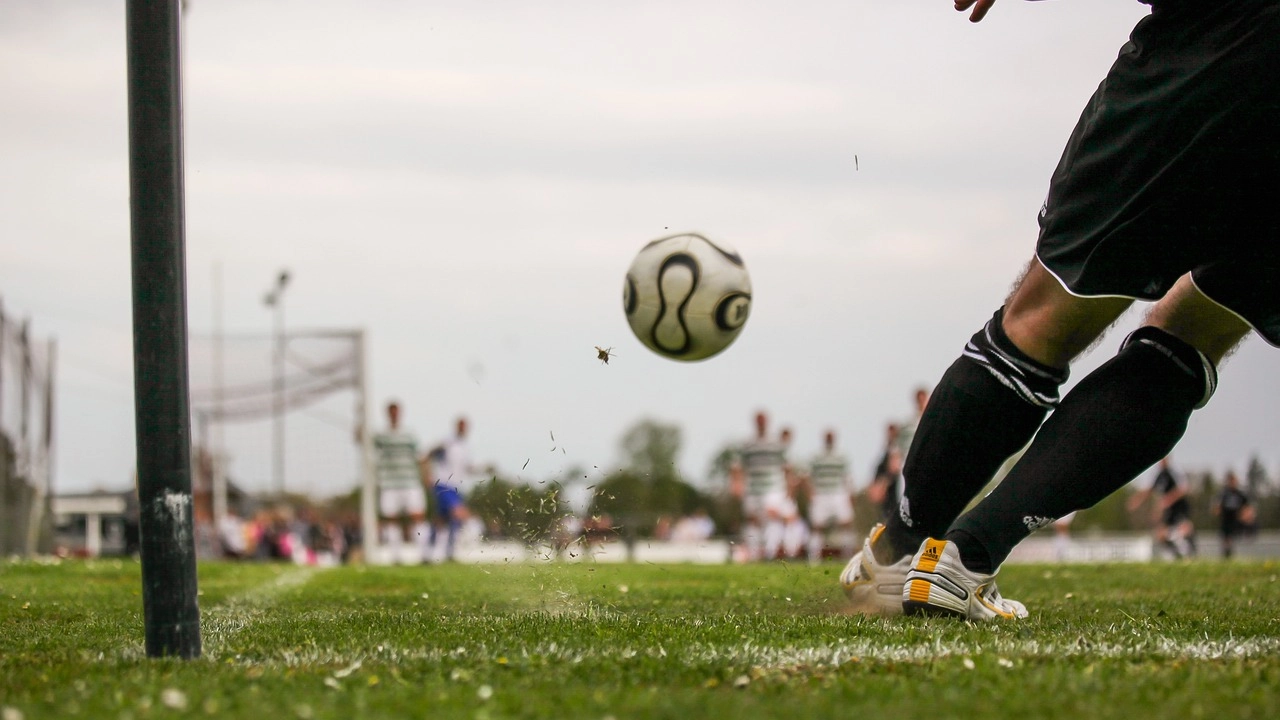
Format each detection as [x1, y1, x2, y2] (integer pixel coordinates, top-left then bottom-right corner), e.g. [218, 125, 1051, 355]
[1145, 274, 1252, 365]
[1001, 260, 1133, 368]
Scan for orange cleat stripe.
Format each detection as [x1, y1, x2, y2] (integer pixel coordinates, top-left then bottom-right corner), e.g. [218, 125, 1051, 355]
[907, 579, 932, 603]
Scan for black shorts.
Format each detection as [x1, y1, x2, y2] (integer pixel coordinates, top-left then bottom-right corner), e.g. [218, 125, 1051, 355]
[1036, 0, 1280, 346]
[1221, 516, 1245, 538]
[1161, 499, 1192, 528]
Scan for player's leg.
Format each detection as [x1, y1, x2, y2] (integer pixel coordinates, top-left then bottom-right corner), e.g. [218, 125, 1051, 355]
[879, 258, 1130, 561]
[1151, 521, 1172, 559]
[739, 496, 763, 562]
[1052, 512, 1075, 562]
[411, 513, 431, 563]
[943, 275, 1250, 576]
[739, 519, 762, 563]
[428, 484, 457, 563]
[442, 496, 469, 561]
[761, 518, 784, 561]
[379, 489, 404, 548]
[806, 497, 834, 562]
[1172, 512, 1192, 558]
[1157, 520, 1182, 560]
[805, 518, 827, 564]
[761, 493, 790, 561]
[833, 496, 857, 558]
[1221, 520, 1237, 559]
[1223, 509, 1246, 559]
[782, 517, 807, 560]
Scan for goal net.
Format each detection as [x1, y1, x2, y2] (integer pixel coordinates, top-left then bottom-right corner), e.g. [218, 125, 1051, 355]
[0, 300, 56, 557]
[187, 329, 377, 559]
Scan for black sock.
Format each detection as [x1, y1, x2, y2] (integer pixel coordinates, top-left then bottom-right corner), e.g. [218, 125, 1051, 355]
[884, 308, 1067, 558]
[947, 327, 1216, 572]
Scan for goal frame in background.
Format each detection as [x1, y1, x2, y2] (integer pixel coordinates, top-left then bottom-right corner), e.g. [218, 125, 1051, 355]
[189, 328, 378, 565]
[0, 298, 57, 559]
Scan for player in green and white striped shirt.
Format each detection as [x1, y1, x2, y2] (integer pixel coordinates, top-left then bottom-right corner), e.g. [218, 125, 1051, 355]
[374, 401, 429, 563]
[728, 411, 789, 561]
[806, 430, 855, 562]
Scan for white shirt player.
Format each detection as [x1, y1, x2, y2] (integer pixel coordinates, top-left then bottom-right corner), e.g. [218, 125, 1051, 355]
[433, 435, 473, 493]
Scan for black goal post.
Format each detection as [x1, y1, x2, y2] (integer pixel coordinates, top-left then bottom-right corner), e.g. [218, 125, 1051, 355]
[126, 0, 202, 659]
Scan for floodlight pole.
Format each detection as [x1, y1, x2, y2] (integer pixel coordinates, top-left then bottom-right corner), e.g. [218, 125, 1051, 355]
[264, 270, 289, 496]
[126, 0, 201, 659]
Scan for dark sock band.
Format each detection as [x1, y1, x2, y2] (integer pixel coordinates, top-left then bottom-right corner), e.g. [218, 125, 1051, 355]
[947, 326, 1217, 571]
[884, 307, 1065, 558]
[967, 308, 1070, 408]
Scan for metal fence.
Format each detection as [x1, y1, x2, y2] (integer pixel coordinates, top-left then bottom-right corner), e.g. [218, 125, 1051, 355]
[0, 297, 56, 556]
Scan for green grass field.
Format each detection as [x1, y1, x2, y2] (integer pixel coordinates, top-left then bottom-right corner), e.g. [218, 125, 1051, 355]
[2, 558, 1278, 719]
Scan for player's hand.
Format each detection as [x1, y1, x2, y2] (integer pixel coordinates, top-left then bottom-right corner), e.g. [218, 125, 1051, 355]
[954, 0, 997, 23]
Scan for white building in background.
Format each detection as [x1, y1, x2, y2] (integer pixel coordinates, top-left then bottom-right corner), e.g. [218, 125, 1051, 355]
[52, 491, 133, 558]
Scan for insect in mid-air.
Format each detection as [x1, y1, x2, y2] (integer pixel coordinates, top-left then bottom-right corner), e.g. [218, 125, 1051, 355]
[595, 346, 617, 364]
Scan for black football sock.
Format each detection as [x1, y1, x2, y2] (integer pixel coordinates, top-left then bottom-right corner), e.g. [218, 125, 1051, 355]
[947, 326, 1217, 572]
[881, 308, 1067, 560]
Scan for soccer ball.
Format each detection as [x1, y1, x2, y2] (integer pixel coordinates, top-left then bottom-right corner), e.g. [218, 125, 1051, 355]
[622, 232, 752, 361]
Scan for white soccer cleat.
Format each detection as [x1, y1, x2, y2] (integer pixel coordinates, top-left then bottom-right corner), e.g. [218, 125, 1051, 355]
[840, 523, 912, 616]
[901, 538, 1028, 620]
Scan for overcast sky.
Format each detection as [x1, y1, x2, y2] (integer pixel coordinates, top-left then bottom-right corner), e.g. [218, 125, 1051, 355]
[2, 0, 1276, 501]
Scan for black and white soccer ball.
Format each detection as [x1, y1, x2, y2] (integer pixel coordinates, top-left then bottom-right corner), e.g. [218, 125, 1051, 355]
[622, 232, 752, 362]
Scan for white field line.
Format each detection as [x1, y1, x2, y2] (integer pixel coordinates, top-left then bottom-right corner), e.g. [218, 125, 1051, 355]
[113, 568, 320, 661]
[242, 633, 1280, 671]
[197, 568, 319, 660]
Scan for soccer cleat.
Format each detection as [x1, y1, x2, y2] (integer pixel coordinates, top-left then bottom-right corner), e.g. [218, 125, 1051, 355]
[840, 523, 912, 616]
[901, 538, 1028, 620]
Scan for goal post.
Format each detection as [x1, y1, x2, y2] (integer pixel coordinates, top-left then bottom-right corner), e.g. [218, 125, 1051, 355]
[126, 0, 201, 660]
[357, 330, 377, 568]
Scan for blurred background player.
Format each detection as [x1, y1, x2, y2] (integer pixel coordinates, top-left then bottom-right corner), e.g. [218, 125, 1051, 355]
[670, 507, 716, 543]
[727, 411, 788, 561]
[1212, 469, 1255, 559]
[894, 387, 930, 465]
[1052, 511, 1077, 562]
[865, 391, 926, 528]
[772, 460, 809, 560]
[1128, 456, 1197, 560]
[866, 423, 903, 524]
[373, 401, 430, 563]
[425, 416, 475, 562]
[806, 429, 855, 562]
[779, 426, 795, 462]
[773, 424, 809, 559]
